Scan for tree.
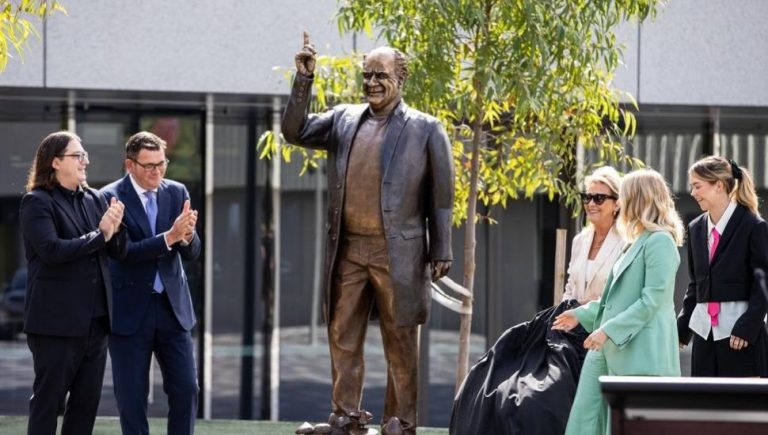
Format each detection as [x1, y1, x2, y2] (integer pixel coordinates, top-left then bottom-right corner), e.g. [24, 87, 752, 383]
[260, 0, 662, 388]
[0, 0, 65, 73]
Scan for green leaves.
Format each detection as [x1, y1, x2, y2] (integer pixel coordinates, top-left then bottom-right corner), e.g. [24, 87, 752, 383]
[0, 0, 65, 73]
[257, 130, 328, 176]
[263, 0, 659, 222]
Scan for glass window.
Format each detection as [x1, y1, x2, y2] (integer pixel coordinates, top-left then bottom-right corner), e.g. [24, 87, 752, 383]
[141, 116, 202, 185]
[77, 121, 129, 187]
[0, 115, 62, 414]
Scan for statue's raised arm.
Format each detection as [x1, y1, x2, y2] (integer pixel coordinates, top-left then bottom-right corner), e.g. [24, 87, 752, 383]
[295, 30, 316, 77]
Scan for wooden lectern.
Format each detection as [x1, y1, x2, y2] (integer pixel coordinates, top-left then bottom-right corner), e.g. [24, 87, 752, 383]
[601, 376, 768, 435]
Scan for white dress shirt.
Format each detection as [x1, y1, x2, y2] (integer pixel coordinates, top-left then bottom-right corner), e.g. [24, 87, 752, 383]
[129, 175, 173, 250]
[689, 201, 749, 341]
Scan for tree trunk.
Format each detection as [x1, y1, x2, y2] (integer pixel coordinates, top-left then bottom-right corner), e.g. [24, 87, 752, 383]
[456, 8, 490, 390]
[455, 118, 483, 392]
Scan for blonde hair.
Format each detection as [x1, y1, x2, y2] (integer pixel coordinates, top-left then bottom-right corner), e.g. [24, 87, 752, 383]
[584, 166, 622, 197]
[618, 169, 684, 246]
[689, 155, 760, 216]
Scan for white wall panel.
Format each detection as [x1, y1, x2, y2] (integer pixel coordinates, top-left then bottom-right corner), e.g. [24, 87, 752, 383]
[0, 16, 45, 88]
[44, 0, 358, 94]
[638, 0, 768, 106]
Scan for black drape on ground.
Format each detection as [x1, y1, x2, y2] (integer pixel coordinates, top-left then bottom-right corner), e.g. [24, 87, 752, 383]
[450, 300, 588, 435]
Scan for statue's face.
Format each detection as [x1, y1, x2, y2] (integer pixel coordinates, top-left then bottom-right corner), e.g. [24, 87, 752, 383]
[362, 50, 401, 114]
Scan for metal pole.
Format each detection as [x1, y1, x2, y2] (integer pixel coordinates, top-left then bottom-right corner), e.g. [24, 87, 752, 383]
[310, 163, 323, 345]
[270, 96, 282, 421]
[202, 93, 214, 419]
[66, 90, 75, 132]
[259, 159, 273, 420]
[239, 111, 257, 419]
[711, 107, 721, 156]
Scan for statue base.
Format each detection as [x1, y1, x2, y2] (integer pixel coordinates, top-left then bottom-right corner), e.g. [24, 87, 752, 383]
[296, 408, 384, 434]
[295, 420, 380, 435]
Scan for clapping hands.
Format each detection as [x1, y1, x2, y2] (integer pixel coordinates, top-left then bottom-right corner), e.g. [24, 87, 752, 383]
[99, 197, 125, 241]
[168, 200, 197, 245]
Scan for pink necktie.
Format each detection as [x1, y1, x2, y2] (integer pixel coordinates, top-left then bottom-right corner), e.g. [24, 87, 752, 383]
[707, 228, 721, 326]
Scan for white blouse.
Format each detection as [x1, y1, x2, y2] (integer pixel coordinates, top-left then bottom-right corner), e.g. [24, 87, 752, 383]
[563, 226, 625, 304]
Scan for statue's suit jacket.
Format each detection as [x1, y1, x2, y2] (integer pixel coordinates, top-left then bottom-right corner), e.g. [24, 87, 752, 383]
[281, 73, 455, 326]
[575, 230, 681, 376]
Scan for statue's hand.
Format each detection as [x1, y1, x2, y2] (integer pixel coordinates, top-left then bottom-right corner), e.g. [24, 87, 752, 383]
[431, 260, 452, 282]
[295, 30, 317, 77]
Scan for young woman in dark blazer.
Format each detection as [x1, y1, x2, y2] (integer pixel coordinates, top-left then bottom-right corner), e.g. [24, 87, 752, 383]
[677, 156, 768, 377]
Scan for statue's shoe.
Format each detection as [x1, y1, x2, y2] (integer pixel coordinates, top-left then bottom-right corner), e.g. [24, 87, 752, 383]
[381, 417, 404, 435]
[296, 422, 315, 434]
[313, 423, 333, 434]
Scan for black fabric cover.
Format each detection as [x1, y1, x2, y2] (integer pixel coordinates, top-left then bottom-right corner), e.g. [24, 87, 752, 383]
[450, 300, 588, 435]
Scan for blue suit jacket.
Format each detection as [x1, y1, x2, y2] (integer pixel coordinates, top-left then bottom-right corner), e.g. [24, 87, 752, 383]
[101, 175, 201, 335]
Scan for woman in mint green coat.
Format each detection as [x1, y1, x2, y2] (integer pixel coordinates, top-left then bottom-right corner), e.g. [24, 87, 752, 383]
[552, 169, 684, 435]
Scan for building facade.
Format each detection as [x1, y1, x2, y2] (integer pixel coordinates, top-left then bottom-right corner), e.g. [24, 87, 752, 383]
[0, 0, 766, 426]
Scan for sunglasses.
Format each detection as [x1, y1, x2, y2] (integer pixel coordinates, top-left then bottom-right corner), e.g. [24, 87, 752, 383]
[579, 192, 617, 205]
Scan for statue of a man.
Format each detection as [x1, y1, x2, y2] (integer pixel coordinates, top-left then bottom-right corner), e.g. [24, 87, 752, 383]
[282, 32, 455, 435]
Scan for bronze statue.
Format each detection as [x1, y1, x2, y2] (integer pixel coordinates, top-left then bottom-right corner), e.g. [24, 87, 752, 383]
[283, 32, 455, 435]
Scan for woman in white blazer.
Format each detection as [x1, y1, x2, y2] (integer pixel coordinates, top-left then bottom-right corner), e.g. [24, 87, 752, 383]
[563, 167, 625, 304]
[563, 225, 624, 305]
[451, 166, 625, 435]
[563, 214, 624, 304]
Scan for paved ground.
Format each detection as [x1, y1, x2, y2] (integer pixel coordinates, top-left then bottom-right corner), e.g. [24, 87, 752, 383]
[0, 416, 450, 434]
[0, 324, 694, 429]
[0, 326, 487, 428]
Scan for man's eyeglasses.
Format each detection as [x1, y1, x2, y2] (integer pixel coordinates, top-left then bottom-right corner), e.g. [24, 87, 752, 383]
[579, 192, 617, 205]
[58, 152, 89, 163]
[132, 159, 169, 171]
[362, 71, 391, 81]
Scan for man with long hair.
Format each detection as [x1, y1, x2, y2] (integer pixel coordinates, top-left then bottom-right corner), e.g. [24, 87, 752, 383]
[20, 130, 126, 435]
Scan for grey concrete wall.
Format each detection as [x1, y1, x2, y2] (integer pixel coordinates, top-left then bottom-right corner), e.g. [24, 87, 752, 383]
[634, 0, 768, 106]
[1, 0, 362, 94]
[0, 22, 44, 87]
[1, 0, 767, 107]
[612, 21, 639, 100]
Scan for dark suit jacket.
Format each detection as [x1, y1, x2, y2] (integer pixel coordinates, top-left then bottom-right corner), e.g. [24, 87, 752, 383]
[677, 204, 768, 344]
[101, 175, 201, 335]
[20, 186, 127, 336]
[281, 73, 455, 326]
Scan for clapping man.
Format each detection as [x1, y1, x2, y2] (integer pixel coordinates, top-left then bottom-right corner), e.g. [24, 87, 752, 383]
[101, 131, 201, 435]
[21, 131, 126, 435]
